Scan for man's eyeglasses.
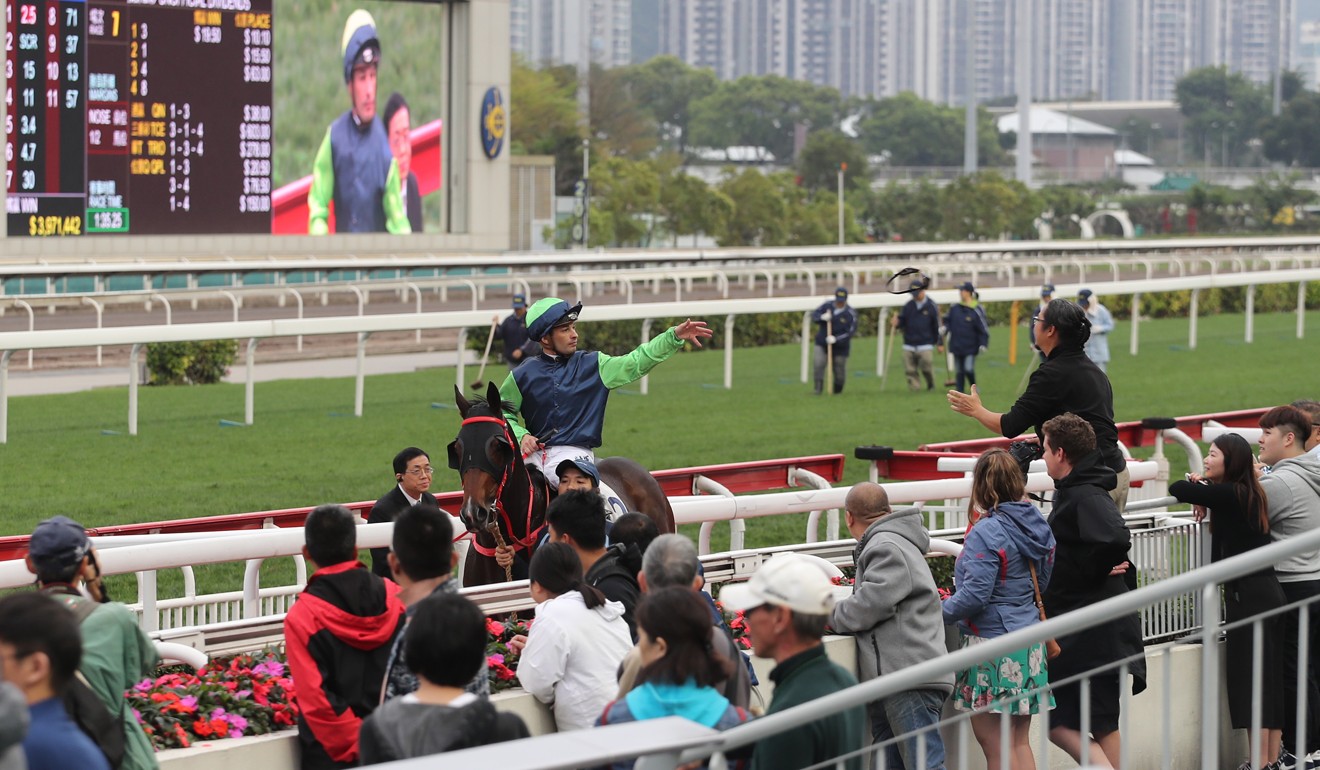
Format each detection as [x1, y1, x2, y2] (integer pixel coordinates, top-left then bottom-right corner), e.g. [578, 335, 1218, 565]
[1031, 314, 1043, 325]
[404, 466, 434, 477]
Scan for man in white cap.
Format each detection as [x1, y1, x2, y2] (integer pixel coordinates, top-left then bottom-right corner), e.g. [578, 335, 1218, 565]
[721, 554, 865, 770]
[307, 9, 410, 234]
[499, 297, 711, 488]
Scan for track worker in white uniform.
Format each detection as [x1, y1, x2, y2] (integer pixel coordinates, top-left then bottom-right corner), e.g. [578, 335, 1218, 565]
[498, 298, 712, 489]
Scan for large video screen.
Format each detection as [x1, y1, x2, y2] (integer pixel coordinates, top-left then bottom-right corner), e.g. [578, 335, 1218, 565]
[4, 0, 444, 237]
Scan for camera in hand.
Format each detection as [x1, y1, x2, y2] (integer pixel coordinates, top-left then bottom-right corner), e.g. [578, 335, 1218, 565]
[1008, 440, 1044, 477]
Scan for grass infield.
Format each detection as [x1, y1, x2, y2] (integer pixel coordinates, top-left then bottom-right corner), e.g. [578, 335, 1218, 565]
[1, 309, 1315, 591]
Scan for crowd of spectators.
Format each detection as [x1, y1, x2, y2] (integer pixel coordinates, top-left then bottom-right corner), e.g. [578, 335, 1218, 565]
[8, 376, 1318, 770]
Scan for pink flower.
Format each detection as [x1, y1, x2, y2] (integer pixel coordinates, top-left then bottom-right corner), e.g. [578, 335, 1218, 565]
[487, 653, 505, 667]
[486, 618, 506, 636]
[179, 695, 198, 710]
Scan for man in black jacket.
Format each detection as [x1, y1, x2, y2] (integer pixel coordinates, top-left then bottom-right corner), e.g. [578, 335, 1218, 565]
[368, 447, 439, 578]
[1040, 413, 1144, 769]
[948, 298, 1130, 509]
[546, 490, 640, 639]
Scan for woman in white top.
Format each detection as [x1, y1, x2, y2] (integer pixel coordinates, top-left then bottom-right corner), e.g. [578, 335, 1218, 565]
[509, 542, 633, 731]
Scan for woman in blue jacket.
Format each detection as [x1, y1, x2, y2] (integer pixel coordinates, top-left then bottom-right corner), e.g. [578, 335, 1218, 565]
[943, 449, 1057, 770]
[943, 283, 990, 394]
[596, 587, 750, 769]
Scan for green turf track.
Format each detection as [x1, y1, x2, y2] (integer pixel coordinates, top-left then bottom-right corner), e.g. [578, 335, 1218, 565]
[1, 309, 1315, 587]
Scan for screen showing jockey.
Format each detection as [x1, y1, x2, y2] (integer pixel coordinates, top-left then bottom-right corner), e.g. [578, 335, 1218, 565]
[498, 298, 712, 489]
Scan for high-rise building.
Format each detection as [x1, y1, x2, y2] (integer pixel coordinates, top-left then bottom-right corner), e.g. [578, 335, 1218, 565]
[563, 0, 1294, 105]
[510, 0, 632, 69]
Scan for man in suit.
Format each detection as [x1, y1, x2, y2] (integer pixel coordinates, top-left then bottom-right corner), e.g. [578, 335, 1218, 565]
[368, 447, 438, 578]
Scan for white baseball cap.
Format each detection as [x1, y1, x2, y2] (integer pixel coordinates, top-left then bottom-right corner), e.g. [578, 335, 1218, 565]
[719, 553, 837, 616]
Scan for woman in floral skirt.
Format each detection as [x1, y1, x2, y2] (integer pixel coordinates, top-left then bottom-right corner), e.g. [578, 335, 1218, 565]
[942, 448, 1058, 770]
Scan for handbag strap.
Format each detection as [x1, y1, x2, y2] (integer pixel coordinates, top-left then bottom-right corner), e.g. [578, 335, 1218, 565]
[1028, 562, 1048, 622]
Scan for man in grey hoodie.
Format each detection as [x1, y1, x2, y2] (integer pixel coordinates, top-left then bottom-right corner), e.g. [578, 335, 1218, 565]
[830, 482, 952, 770]
[1259, 405, 1320, 763]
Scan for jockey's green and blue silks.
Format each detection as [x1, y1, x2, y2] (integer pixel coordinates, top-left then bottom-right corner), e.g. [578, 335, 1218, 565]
[498, 326, 686, 449]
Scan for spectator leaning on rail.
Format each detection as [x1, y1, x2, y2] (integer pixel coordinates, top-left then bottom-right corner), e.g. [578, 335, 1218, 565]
[380, 504, 488, 703]
[943, 281, 990, 395]
[721, 553, 866, 770]
[508, 542, 634, 731]
[812, 287, 858, 395]
[1039, 413, 1146, 768]
[615, 533, 751, 710]
[368, 447, 439, 580]
[1077, 289, 1115, 373]
[1257, 405, 1320, 762]
[597, 587, 753, 770]
[492, 292, 538, 369]
[948, 297, 1131, 511]
[499, 297, 712, 491]
[892, 278, 942, 391]
[284, 504, 406, 770]
[0, 593, 109, 770]
[828, 482, 952, 770]
[942, 448, 1057, 770]
[26, 515, 160, 770]
[1171, 432, 1286, 770]
[546, 490, 642, 639]
[358, 594, 528, 765]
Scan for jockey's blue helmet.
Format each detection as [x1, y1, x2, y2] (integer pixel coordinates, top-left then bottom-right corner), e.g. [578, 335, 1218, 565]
[526, 297, 581, 341]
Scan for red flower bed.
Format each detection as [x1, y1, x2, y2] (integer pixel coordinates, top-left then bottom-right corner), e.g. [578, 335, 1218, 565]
[485, 616, 532, 693]
[127, 652, 299, 751]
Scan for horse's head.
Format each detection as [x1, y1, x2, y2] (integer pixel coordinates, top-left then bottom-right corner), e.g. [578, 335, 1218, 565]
[450, 382, 518, 535]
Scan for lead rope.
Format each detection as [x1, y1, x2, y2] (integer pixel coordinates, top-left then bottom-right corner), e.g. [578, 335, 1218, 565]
[486, 519, 519, 623]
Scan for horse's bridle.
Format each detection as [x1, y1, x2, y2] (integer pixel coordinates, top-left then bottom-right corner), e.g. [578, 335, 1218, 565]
[449, 414, 547, 558]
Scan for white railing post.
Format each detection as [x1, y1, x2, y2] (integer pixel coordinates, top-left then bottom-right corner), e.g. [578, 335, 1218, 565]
[13, 300, 33, 369]
[456, 326, 469, 393]
[355, 332, 370, 417]
[242, 559, 264, 619]
[640, 319, 654, 395]
[1298, 277, 1309, 338]
[139, 569, 159, 632]
[876, 309, 888, 376]
[694, 475, 742, 552]
[81, 296, 104, 365]
[245, 338, 259, 425]
[1129, 292, 1140, 356]
[128, 343, 144, 436]
[284, 288, 304, 352]
[723, 315, 735, 389]
[0, 350, 11, 444]
[801, 311, 812, 384]
[792, 466, 839, 541]
[1245, 283, 1255, 343]
[1189, 288, 1200, 350]
[219, 290, 240, 323]
[150, 293, 172, 325]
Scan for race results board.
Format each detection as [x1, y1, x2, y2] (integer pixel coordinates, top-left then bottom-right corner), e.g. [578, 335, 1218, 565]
[5, 0, 273, 236]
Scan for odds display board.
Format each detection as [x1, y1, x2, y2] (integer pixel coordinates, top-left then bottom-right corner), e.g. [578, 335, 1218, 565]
[4, 0, 444, 237]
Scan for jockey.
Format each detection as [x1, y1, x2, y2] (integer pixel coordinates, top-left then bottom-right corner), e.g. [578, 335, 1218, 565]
[498, 297, 712, 490]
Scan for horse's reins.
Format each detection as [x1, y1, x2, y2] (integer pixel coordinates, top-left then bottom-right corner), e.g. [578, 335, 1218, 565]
[459, 415, 549, 562]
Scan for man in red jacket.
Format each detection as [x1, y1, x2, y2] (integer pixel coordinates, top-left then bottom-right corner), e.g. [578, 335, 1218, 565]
[284, 505, 405, 770]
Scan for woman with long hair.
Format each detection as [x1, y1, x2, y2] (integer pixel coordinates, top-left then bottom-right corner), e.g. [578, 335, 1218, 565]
[509, 542, 633, 732]
[942, 448, 1057, 770]
[596, 587, 751, 769]
[1172, 433, 1283, 770]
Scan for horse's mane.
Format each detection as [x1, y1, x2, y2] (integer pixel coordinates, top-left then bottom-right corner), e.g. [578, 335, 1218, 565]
[467, 394, 519, 416]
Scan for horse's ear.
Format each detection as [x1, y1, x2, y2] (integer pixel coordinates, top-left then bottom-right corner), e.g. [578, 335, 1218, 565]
[486, 381, 502, 412]
[455, 384, 471, 415]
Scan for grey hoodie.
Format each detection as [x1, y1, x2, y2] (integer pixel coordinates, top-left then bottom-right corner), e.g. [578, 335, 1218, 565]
[830, 508, 954, 693]
[1264, 451, 1320, 582]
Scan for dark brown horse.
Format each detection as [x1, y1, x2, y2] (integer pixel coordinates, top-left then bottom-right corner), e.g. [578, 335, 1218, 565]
[449, 382, 676, 587]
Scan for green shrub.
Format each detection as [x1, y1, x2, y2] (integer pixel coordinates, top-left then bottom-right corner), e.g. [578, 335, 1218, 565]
[146, 340, 238, 385]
